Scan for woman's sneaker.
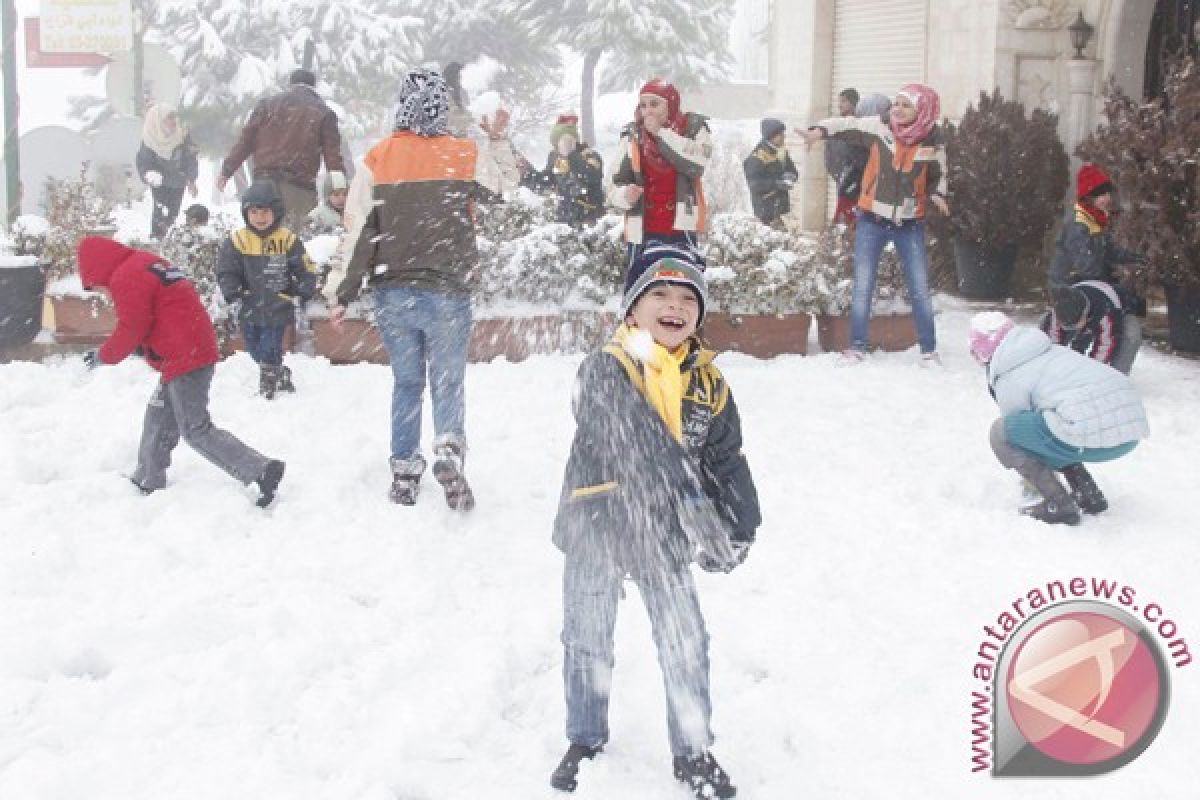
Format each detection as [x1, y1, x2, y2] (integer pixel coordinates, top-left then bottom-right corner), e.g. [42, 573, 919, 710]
[672, 751, 737, 799]
[550, 743, 601, 792]
[837, 348, 867, 366]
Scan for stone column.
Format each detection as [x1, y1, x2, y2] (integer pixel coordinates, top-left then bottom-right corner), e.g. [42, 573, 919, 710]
[768, 0, 834, 231]
[1063, 58, 1099, 165]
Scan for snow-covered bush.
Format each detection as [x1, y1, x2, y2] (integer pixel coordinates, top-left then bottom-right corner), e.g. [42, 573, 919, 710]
[39, 165, 116, 282]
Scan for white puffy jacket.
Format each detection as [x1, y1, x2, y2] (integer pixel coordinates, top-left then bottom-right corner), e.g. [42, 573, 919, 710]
[988, 326, 1149, 448]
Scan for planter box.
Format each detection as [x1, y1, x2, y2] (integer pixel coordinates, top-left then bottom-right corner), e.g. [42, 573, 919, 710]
[815, 313, 917, 353]
[0, 263, 46, 348]
[703, 312, 810, 357]
[310, 318, 388, 364]
[309, 311, 617, 365]
[49, 294, 117, 344]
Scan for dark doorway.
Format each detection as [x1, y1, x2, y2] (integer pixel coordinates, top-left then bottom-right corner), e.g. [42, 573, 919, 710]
[1145, 0, 1200, 98]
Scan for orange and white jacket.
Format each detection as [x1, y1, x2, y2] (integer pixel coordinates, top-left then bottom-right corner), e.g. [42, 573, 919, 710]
[816, 115, 947, 223]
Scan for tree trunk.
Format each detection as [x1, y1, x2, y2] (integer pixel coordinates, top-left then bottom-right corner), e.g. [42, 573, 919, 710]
[580, 47, 603, 147]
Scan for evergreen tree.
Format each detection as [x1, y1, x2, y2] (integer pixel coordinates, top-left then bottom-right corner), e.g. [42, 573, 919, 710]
[515, 0, 735, 144]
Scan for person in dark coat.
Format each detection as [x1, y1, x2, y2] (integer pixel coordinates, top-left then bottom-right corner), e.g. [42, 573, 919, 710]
[522, 113, 605, 227]
[217, 181, 318, 399]
[136, 104, 198, 239]
[216, 69, 346, 230]
[77, 237, 285, 507]
[824, 88, 859, 225]
[742, 117, 798, 228]
[1048, 164, 1145, 373]
[549, 247, 760, 799]
[1040, 282, 1124, 367]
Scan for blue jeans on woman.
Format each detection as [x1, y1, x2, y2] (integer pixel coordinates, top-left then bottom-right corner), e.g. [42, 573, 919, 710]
[242, 323, 287, 366]
[561, 553, 714, 758]
[373, 286, 472, 460]
[851, 213, 937, 354]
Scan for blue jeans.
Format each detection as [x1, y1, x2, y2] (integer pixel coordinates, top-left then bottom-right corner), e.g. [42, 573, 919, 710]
[373, 286, 472, 460]
[242, 323, 287, 366]
[561, 553, 714, 757]
[851, 214, 937, 353]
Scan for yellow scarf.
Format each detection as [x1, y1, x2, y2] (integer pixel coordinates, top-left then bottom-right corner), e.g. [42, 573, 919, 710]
[613, 323, 689, 442]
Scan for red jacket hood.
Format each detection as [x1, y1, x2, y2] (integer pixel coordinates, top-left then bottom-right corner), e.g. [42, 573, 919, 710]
[78, 237, 162, 289]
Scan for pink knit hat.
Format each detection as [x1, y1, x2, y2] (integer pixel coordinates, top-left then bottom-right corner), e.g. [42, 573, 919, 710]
[968, 312, 1015, 364]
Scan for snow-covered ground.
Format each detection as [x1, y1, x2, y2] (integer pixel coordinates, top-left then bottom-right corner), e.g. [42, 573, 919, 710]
[2, 306, 1199, 799]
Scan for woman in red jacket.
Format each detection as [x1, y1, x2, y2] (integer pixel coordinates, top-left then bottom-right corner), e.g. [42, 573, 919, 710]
[609, 79, 712, 290]
[77, 237, 285, 506]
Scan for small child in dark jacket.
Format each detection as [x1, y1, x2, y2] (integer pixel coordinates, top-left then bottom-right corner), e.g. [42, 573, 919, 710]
[549, 245, 761, 799]
[77, 237, 285, 507]
[218, 181, 317, 399]
[1041, 283, 1124, 368]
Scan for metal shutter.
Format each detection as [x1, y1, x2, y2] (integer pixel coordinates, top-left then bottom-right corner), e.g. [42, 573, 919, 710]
[827, 0, 930, 219]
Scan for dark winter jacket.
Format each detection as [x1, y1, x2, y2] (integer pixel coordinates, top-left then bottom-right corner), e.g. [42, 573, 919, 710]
[522, 144, 605, 227]
[609, 113, 712, 244]
[77, 237, 219, 383]
[136, 135, 198, 191]
[1040, 280, 1124, 365]
[1048, 204, 1145, 290]
[217, 183, 317, 327]
[219, 84, 345, 190]
[552, 339, 761, 577]
[743, 140, 799, 225]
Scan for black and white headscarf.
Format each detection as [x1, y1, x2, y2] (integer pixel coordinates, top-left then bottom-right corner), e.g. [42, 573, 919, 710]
[394, 68, 450, 137]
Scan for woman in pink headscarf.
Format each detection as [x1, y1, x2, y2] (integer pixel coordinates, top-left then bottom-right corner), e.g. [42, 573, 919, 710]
[798, 83, 950, 365]
[609, 78, 712, 292]
[136, 104, 199, 239]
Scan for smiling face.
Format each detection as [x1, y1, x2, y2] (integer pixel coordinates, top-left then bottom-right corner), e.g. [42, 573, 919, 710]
[638, 93, 669, 128]
[892, 93, 917, 125]
[626, 282, 700, 350]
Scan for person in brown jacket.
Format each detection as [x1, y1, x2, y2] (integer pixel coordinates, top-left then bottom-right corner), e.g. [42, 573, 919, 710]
[216, 69, 346, 230]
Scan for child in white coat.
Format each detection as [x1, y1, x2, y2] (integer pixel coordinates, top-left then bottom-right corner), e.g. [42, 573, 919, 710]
[969, 312, 1149, 525]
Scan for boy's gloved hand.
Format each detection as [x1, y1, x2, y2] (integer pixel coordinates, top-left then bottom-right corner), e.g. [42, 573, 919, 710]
[144, 170, 163, 188]
[679, 494, 737, 572]
[82, 349, 99, 369]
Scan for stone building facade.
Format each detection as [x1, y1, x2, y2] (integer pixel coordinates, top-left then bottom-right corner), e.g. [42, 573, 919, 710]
[695, 0, 1195, 230]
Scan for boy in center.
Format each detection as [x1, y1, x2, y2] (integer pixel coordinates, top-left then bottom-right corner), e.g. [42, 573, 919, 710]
[549, 245, 761, 799]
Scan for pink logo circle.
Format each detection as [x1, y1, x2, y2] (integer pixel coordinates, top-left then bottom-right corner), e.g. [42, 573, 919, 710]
[1006, 611, 1163, 765]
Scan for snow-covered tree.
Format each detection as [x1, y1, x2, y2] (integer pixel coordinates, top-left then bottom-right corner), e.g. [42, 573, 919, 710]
[514, 0, 736, 144]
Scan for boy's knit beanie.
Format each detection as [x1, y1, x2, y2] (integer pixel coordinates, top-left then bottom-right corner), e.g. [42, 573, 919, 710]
[622, 243, 708, 324]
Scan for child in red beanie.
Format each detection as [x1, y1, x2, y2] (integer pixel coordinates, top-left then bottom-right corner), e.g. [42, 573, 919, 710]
[77, 236, 285, 507]
[1047, 163, 1146, 373]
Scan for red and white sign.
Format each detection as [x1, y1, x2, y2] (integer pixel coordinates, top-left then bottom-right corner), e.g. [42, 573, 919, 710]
[38, 0, 132, 54]
[25, 18, 112, 68]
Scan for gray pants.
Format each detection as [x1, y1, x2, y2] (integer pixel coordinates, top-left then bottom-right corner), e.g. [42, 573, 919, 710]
[988, 418, 1068, 502]
[132, 366, 270, 490]
[276, 180, 318, 232]
[1111, 315, 1142, 375]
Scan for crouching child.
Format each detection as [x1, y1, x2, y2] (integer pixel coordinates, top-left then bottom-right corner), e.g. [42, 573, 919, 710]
[77, 237, 285, 507]
[969, 312, 1148, 525]
[550, 249, 761, 798]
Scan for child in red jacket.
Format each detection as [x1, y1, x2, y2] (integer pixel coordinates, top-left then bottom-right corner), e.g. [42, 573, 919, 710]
[77, 237, 285, 507]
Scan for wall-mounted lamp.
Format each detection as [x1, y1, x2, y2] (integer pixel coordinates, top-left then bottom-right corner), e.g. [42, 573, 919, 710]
[1068, 10, 1094, 59]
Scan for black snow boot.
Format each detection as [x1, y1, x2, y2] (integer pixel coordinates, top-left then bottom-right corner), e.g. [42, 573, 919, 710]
[277, 365, 296, 393]
[256, 460, 286, 508]
[673, 751, 737, 799]
[259, 365, 279, 399]
[550, 743, 601, 792]
[1020, 495, 1081, 526]
[389, 454, 427, 506]
[1061, 463, 1108, 514]
[431, 434, 475, 511]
